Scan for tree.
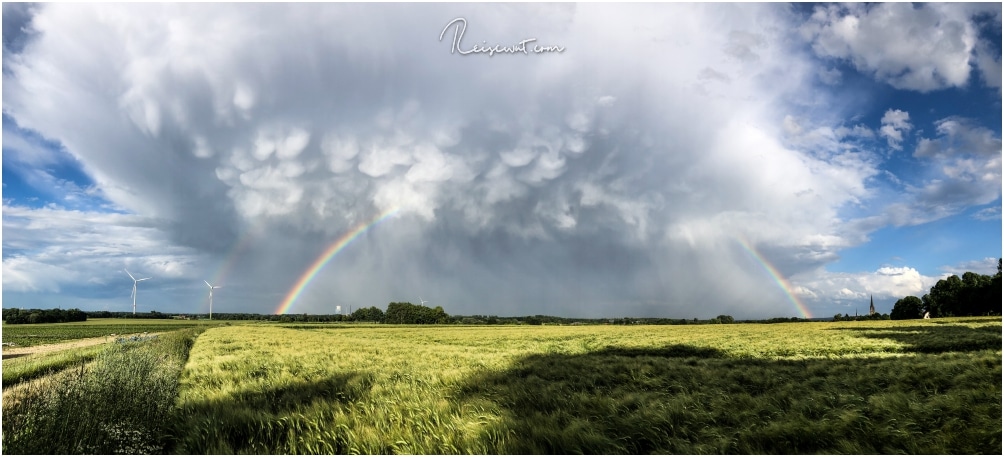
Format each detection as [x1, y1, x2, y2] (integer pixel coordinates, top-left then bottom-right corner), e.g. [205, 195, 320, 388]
[918, 267, 1000, 317]
[384, 302, 449, 324]
[891, 296, 923, 320]
[929, 275, 963, 317]
[993, 258, 1003, 315]
[921, 294, 938, 318]
[350, 306, 385, 322]
[716, 315, 734, 324]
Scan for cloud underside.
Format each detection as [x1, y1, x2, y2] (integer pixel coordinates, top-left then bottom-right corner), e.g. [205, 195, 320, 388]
[2, 3, 1000, 318]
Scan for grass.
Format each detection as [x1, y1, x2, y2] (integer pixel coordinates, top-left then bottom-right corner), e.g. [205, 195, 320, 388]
[2, 344, 107, 386]
[165, 317, 1001, 454]
[1, 328, 205, 454]
[1, 318, 220, 347]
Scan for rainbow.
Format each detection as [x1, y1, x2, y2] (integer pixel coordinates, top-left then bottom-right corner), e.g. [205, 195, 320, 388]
[275, 208, 400, 314]
[736, 237, 813, 319]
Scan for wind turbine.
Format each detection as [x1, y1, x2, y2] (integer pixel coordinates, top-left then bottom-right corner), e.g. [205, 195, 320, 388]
[204, 281, 222, 320]
[125, 269, 151, 315]
[419, 296, 428, 306]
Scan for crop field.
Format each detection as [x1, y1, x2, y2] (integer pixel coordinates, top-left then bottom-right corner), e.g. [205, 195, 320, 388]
[169, 318, 1001, 454]
[1, 318, 220, 347]
[2, 317, 1001, 454]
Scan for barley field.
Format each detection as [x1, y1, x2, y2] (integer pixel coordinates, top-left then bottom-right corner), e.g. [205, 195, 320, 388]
[2, 317, 1001, 454]
[172, 318, 1001, 454]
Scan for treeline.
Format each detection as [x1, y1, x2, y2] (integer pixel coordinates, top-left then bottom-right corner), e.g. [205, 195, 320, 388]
[83, 311, 173, 320]
[891, 259, 1002, 320]
[832, 313, 890, 322]
[451, 314, 748, 325]
[4, 308, 88, 324]
[5, 304, 819, 326]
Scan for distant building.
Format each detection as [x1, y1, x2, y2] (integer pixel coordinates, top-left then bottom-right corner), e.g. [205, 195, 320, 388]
[869, 295, 876, 316]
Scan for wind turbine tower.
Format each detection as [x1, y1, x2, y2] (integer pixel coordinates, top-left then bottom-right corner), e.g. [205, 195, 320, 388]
[125, 269, 151, 315]
[204, 280, 222, 320]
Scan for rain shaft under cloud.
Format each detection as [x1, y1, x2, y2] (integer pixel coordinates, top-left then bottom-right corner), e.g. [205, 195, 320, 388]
[3, 3, 1000, 319]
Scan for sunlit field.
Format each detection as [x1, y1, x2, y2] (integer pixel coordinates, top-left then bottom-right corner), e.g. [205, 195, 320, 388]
[176, 318, 1001, 453]
[3, 317, 1000, 454]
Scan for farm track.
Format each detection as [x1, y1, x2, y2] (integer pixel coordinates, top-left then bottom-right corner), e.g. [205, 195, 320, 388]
[1, 332, 162, 359]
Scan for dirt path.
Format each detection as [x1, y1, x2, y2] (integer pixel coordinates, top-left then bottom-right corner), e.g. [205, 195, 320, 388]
[1, 333, 160, 360]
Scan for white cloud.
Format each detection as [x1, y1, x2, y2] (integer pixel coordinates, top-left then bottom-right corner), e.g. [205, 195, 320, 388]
[2, 124, 64, 167]
[879, 109, 912, 150]
[797, 265, 942, 305]
[914, 117, 1002, 159]
[802, 3, 989, 91]
[2, 204, 203, 299]
[977, 58, 1002, 90]
[818, 67, 842, 85]
[972, 206, 1001, 221]
[940, 257, 1000, 276]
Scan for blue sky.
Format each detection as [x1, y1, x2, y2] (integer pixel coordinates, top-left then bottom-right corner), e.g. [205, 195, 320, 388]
[2, 3, 1001, 319]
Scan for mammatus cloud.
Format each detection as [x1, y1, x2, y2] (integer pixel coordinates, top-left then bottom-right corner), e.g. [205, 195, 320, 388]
[2, 3, 1000, 319]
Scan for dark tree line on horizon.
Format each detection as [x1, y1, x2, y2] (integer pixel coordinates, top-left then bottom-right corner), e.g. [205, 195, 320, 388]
[3, 307, 88, 324]
[5, 301, 804, 326]
[891, 259, 1002, 320]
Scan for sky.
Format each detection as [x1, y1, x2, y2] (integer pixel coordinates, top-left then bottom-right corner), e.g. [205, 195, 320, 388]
[2, 2, 1001, 320]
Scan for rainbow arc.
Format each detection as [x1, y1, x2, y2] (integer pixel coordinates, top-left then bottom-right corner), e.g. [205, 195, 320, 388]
[275, 208, 400, 314]
[736, 237, 812, 319]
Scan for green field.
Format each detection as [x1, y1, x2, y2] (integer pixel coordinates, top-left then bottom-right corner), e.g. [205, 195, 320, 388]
[2, 317, 1001, 454]
[1, 318, 222, 347]
[2, 344, 107, 386]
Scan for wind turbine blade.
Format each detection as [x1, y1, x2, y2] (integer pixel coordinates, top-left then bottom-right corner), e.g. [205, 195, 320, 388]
[137, 277, 151, 282]
[125, 269, 136, 281]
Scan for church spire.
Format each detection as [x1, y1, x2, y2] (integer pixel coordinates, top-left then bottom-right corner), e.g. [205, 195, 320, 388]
[869, 295, 875, 315]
